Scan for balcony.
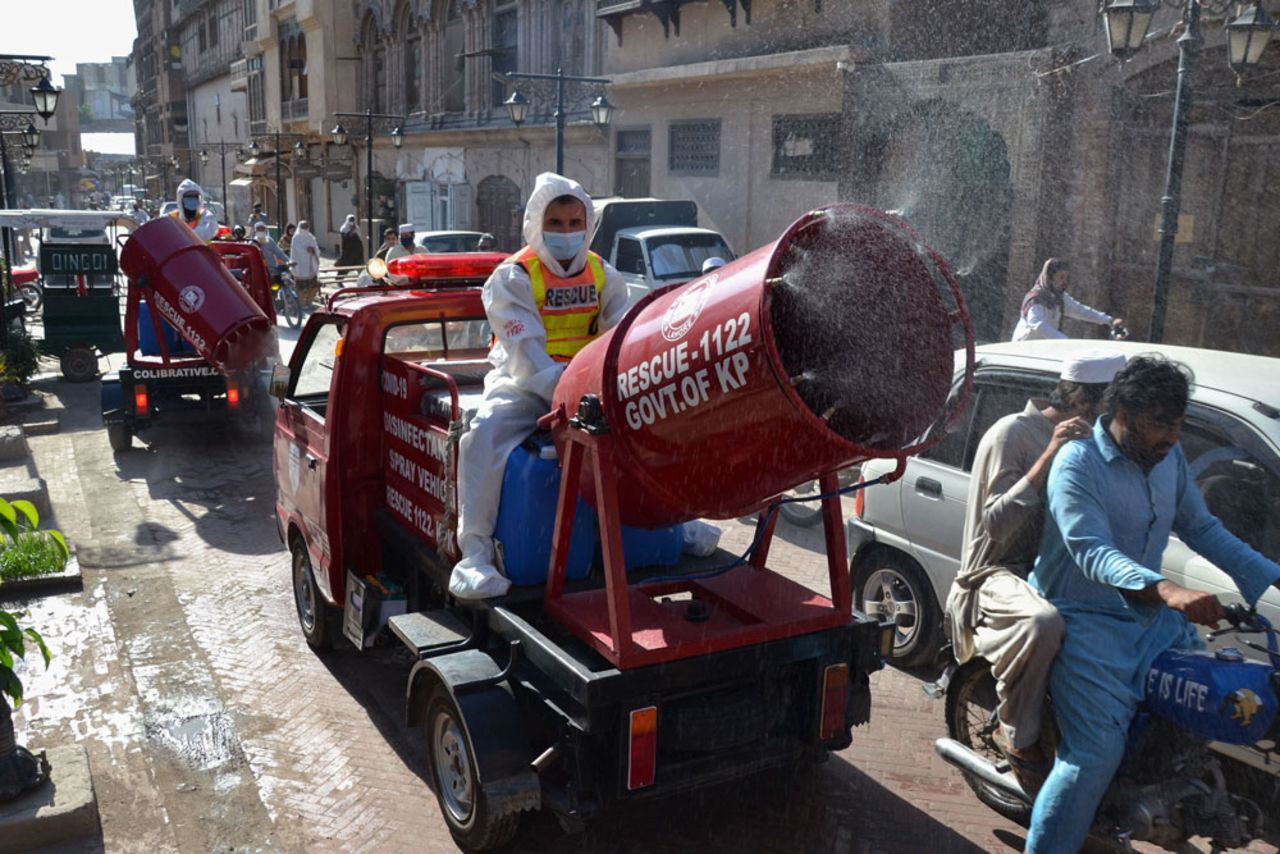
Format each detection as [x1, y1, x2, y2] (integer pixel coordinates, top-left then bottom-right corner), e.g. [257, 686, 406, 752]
[250, 119, 267, 136]
[282, 97, 308, 122]
[230, 58, 249, 92]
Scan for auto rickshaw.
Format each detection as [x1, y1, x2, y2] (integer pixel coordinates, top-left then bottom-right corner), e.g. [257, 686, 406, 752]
[0, 210, 134, 381]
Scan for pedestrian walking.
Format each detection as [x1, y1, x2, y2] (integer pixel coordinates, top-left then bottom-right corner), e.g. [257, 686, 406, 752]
[279, 222, 296, 254]
[289, 220, 321, 304]
[337, 215, 365, 267]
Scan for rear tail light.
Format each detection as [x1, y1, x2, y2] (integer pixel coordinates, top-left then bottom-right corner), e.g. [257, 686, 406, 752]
[226, 379, 241, 409]
[853, 473, 866, 518]
[627, 706, 658, 790]
[134, 384, 148, 416]
[820, 663, 849, 741]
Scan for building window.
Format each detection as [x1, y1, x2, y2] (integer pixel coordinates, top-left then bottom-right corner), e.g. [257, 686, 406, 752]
[614, 128, 650, 197]
[442, 0, 465, 113]
[405, 28, 422, 113]
[209, 9, 219, 47]
[491, 3, 517, 108]
[668, 120, 720, 177]
[771, 114, 841, 180]
[198, 18, 207, 53]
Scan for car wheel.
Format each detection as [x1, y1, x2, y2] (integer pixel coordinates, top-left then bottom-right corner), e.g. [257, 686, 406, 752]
[851, 548, 941, 668]
[425, 686, 520, 851]
[292, 538, 338, 649]
[778, 480, 823, 527]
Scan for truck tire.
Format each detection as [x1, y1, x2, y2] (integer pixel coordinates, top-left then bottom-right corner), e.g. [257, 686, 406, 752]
[60, 346, 99, 383]
[851, 548, 941, 668]
[106, 423, 132, 453]
[424, 686, 520, 851]
[944, 659, 1033, 826]
[292, 539, 338, 649]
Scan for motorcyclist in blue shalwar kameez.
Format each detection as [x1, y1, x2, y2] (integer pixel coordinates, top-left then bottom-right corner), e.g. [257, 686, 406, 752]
[1026, 355, 1280, 854]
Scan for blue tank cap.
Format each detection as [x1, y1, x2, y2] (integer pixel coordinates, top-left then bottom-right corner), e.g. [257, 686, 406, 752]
[1214, 647, 1245, 662]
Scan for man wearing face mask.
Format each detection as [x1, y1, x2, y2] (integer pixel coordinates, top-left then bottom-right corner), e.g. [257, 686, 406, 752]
[167, 178, 221, 243]
[449, 173, 629, 599]
[252, 222, 291, 280]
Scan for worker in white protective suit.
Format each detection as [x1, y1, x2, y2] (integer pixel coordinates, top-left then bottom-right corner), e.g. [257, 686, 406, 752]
[168, 178, 221, 242]
[450, 173, 630, 599]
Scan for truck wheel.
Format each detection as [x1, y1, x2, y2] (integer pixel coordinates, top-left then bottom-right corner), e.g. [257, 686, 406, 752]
[292, 540, 338, 649]
[106, 423, 132, 453]
[425, 686, 520, 851]
[60, 346, 99, 383]
[851, 548, 941, 668]
[944, 659, 1033, 826]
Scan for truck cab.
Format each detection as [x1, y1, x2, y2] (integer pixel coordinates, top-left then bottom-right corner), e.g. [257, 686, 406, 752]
[610, 226, 735, 303]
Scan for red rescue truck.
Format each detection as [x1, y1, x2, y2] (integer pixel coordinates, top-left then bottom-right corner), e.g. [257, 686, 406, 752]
[270, 206, 974, 849]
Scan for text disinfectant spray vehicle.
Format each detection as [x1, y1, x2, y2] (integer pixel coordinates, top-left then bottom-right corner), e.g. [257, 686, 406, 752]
[266, 205, 975, 849]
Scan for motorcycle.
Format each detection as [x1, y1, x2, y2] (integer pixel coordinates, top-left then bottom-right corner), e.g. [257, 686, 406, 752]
[934, 604, 1279, 851]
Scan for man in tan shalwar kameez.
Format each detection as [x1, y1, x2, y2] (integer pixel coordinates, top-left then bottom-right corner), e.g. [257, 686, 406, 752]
[945, 351, 1125, 791]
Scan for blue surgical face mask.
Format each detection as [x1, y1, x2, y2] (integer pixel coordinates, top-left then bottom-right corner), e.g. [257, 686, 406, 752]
[182, 196, 199, 216]
[544, 230, 585, 260]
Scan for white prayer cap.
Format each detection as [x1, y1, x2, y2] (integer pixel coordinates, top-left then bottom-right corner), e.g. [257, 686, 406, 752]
[398, 223, 415, 235]
[1060, 352, 1125, 384]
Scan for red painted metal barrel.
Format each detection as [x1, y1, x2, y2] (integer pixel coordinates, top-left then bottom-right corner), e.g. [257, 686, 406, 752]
[120, 216, 274, 371]
[552, 204, 974, 528]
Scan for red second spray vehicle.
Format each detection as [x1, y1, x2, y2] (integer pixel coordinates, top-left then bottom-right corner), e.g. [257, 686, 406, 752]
[267, 206, 974, 850]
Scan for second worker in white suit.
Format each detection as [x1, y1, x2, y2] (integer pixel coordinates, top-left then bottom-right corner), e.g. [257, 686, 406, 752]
[450, 173, 630, 600]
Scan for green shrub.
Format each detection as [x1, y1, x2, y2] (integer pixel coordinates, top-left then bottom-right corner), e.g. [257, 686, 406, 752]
[2, 329, 40, 385]
[0, 499, 67, 585]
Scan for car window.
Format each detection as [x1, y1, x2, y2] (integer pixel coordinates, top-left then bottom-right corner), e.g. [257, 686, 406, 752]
[1182, 409, 1280, 562]
[647, 234, 734, 280]
[919, 373, 1053, 472]
[614, 237, 645, 275]
[384, 318, 491, 358]
[292, 322, 344, 407]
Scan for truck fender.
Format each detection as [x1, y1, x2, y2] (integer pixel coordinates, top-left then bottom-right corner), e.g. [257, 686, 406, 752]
[406, 648, 538, 812]
[101, 373, 126, 423]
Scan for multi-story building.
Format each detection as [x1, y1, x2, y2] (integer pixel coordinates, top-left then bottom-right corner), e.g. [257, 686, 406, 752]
[63, 57, 135, 131]
[131, 0, 191, 199]
[347, 0, 608, 253]
[602, 0, 1280, 355]
[176, 0, 251, 221]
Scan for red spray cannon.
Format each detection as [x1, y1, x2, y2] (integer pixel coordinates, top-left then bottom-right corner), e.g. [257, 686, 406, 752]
[120, 216, 274, 371]
[553, 204, 974, 528]
[543, 204, 974, 669]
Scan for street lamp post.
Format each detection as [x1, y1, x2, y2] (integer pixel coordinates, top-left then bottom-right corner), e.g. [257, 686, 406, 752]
[249, 128, 306, 232]
[1102, 0, 1276, 342]
[503, 69, 613, 174]
[197, 141, 235, 215]
[331, 111, 405, 261]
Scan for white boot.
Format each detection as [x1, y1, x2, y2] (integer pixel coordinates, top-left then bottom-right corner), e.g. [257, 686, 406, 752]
[449, 535, 512, 600]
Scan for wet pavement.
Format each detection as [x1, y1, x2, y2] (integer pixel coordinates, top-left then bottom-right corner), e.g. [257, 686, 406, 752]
[6, 362, 1277, 853]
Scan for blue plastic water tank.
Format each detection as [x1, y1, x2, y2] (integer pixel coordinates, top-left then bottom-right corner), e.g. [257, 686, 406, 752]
[138, 302, 196, 356]
[617, 523, 684, 570]
[494, 435, 595, 586]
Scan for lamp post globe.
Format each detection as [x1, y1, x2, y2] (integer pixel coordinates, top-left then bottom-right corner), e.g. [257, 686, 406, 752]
[391, 126, 404, 149]
[504, 90, 529, 125]
[29, 77, 60, 122]
[330, 124, 348, 146]
[21, 123, 39, 149]
[293, 140, 306, 158]
[1103, 0, 1158, 61]
[248, 139, 261, 158]
[200, 149, 209, 165]
[1228, 1, 1278, 70]
[590, 94, 614, 128]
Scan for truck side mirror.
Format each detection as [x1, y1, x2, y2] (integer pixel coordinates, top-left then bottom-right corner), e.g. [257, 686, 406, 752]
[269, 363, 291, 398]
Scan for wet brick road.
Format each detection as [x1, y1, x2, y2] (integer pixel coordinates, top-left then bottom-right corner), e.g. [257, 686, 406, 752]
[7, 373, 1278, 853]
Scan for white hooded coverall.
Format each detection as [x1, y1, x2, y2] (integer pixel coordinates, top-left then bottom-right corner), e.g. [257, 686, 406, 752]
[168, 178, 221, 243]
[449, 173, 629, 599]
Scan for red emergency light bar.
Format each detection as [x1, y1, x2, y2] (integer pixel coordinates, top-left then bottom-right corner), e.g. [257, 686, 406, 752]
[386, 252, 508, 283]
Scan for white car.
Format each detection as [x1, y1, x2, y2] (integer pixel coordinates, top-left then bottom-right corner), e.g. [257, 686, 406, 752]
[849, 339, 1280, 671]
